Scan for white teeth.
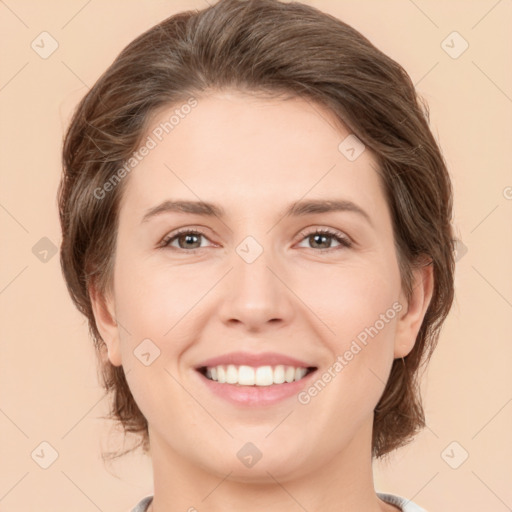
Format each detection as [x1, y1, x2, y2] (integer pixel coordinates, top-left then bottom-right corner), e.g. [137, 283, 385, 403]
[226, 364, 238, 384]
[217, 366, 226, 383]
[273, 365, 285, 384]
[295, 367, 308, 381]
[238, 365, 255, 385]
[255, 366, 273, 386]
[203, 364, 311, 386]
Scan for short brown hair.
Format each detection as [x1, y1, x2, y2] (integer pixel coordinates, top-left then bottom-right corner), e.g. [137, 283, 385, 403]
[58, 0, 455, 459]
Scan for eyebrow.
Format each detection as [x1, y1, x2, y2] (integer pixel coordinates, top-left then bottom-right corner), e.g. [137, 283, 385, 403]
[141, 198, 373, 227]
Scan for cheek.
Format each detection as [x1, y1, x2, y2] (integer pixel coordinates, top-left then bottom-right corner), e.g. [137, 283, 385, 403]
[111, 257, 198, 423]
[113, 254, 205, 336]
[302, 255, 401, 332]
[304, 259, 401, 384]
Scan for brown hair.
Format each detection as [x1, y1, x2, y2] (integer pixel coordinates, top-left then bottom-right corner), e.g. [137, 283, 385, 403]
[58, 0, 455, 460]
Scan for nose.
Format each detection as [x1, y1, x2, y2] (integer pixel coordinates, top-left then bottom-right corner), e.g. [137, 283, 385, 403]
[217, 243, 296, 332]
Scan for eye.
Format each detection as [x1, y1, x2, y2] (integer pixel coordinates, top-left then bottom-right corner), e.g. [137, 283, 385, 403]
[159, 227, 352, 253]
[296, 228, 352, 251]
[160, 228, 213, 252]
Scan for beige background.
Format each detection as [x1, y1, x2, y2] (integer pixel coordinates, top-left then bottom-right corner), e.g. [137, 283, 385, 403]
[1, 1, 511, 511]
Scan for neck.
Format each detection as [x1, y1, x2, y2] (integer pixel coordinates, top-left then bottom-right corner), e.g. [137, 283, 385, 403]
[147, 417, 396, 512]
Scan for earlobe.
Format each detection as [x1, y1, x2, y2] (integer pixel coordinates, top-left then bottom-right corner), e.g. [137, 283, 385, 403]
[89, 282, 123, 367]
[394, 261, 434, 359]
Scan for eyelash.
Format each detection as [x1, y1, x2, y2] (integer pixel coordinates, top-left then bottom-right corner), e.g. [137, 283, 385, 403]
[159, 227, 353, 254]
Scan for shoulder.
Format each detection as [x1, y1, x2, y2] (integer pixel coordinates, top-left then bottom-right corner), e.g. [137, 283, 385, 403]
[377, 492, 428, 512]
[130, 495, 153, 512]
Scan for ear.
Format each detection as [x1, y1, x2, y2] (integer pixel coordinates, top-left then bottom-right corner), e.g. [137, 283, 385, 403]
[89, 281, 123, 367]
[394, 260, 434, 358]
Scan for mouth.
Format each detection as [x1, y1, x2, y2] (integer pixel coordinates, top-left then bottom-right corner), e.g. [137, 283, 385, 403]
[197, 364, 318, 387]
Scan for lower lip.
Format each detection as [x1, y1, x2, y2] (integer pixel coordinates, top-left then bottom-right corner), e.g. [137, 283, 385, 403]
[195, 369, 317, 406]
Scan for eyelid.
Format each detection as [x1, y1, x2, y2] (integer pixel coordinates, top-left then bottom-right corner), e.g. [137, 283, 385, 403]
[296, 226, 350, 241]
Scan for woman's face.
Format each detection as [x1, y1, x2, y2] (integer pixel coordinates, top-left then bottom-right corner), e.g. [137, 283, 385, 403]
[93, 90, 430, 482]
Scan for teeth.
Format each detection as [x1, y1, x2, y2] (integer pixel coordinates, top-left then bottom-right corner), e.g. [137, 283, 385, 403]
[239, 365, 255, 385]
[217, 366, 226, 383]
[226, 364, 238, 384]
[204, 364, 310, 386]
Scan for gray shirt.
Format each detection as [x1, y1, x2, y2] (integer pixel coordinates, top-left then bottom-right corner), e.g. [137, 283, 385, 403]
[131, 492, 428, 511]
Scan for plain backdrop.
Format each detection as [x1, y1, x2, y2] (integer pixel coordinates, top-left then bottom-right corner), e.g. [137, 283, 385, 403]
[1, 1, 511, 511]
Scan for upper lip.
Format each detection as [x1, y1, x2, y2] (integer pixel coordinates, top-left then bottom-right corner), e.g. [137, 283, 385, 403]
[195, 351, 317, 369]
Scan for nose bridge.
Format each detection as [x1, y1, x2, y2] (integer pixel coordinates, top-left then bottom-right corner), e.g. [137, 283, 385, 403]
[234, 233, 280, 303]
[218, 232, 294, 328]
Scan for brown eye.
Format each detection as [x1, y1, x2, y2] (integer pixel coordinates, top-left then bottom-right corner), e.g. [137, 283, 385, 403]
[161, 229, 210, 251]
[297, 229, 352, 251]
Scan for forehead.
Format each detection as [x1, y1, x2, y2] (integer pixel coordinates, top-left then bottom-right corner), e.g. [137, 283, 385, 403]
[118, 90, 387, 224]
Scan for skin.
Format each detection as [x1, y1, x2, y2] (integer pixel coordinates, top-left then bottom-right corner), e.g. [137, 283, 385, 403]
[91, 90, 433, 512]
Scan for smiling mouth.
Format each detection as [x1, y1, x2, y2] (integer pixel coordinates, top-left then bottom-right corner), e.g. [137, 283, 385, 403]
[197, 364, 317, 387]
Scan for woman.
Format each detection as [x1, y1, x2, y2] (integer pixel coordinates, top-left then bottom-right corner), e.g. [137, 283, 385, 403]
[58, 1, 455, 510]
